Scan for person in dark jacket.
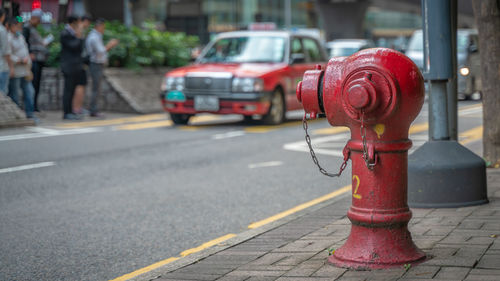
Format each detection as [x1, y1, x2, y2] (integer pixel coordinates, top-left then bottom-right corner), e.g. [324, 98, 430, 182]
[60, 15, 84, 120]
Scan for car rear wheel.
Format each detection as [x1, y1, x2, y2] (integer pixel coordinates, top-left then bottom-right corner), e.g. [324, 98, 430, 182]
[262, 90, 285, 125]
[170, 113, 192, 125]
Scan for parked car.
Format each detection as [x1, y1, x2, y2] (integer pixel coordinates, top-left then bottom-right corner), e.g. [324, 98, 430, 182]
[406, 29, 481, 100]
[325, 39, 375, 58]
[160, 31, 328, 125]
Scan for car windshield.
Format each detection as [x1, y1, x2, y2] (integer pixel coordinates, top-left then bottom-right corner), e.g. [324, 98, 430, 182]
[330, 46, 360, 57]
[199, 36, 286, 63]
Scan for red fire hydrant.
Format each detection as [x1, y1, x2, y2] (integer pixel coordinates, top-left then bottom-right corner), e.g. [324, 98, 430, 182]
[297, 48, 426, 269]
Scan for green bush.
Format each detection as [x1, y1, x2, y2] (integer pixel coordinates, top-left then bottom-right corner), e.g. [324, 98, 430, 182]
[39, 21, 199, 69]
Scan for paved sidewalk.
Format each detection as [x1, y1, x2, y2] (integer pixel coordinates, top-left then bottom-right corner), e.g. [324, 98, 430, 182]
[143, 168, 500, 281]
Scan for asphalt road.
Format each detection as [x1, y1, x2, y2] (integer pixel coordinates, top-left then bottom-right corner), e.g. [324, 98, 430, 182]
[0, 100, 482, 281]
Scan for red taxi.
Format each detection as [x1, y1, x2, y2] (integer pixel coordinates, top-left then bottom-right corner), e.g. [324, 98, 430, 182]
[160, 31, 327, 125]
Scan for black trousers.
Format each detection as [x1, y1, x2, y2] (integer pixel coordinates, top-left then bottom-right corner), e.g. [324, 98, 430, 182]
[62, 70, 79, 115]
[31, 61, 44, 111]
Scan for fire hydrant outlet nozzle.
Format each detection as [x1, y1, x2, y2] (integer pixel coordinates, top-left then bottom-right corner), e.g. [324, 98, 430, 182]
[297, 48, 426, 269]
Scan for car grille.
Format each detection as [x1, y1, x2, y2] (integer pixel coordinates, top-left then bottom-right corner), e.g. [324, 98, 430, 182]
[185, 76, 232, 92]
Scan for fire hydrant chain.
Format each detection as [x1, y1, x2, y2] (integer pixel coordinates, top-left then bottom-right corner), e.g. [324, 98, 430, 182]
[302, 114, 350, 177]
[360, 113, 377, 169]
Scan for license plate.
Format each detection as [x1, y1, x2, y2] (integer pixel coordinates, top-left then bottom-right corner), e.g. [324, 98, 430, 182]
[194, 96, 219, 111]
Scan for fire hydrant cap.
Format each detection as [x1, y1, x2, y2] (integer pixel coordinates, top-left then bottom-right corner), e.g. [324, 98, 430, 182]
[347, 85, 370, 109]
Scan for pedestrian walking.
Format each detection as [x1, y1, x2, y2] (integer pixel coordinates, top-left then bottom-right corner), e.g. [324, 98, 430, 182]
[60, 15, 85, 120]
[7, 17, 35, 120]
[0, 9, 14, 94]
[23, 9, 49, 112]
[85, 18, 118, 118]
[72, 14, 92, 116]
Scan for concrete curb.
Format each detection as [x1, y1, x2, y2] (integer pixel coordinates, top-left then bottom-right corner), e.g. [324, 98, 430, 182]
[0, 119, 36, 128]
[131, 191, 351, 281]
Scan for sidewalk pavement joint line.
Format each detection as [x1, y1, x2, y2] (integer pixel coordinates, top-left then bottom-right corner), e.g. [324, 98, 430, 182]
[0, 161, 55, 174]
[459, 125, 483, 145]
[115, 120, 173, 131]
[55, 114, 167, 129]
[248, 184, 352, 229]
[248, 161, 284, 169]
[109, 234, 236, 281]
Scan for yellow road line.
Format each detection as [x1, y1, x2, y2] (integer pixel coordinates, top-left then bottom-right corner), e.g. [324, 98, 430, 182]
[409, 122, 429, 134]
[190, 115, 221, 123]
[458, 103, 483, 111]
[180, 234, 236, 257]
[248, 184, 352, 229]
[109, 233, 236, 281]
[108, 257, 179, 281]
[313, 127, 349, 135]
[115, 120, 173, 131]
[459, 125, 483, 145]
[56, 114, 166, 129]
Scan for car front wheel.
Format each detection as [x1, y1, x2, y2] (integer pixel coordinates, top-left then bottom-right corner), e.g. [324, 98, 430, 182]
[262, 90, 285, 125]
[170, 113, 192, 125]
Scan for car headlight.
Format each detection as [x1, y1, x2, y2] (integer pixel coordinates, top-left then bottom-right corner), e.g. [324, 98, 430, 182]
[459, 67, 470, 76]
[232, 78, 264, 92]
[164, 76, 185, 91]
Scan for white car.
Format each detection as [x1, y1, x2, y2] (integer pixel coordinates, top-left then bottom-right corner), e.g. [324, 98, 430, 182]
[326, 39, 375, 58]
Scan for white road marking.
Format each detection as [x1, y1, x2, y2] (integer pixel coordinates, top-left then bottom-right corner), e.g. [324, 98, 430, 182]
[0, 161, 56, 174]
[212, 131, 246, 140]
[0, 127, 102, 142]
[283, 134, 350, 157]
[459, 107, 482, 116]
[248, 161, 284, 169]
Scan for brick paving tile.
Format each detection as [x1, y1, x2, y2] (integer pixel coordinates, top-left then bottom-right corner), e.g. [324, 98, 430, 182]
[410, 208, 434, 218]
[476, 254, 500, 269]
[311, 264, 347, 278]
[175, 265, 235, 275]
[276, 277, 331, 281]
[225, 270, 286, 277]
[433, 266, 471, 280]
[214, 276, 249, 281]
[400, 265, 440, 279]
[282, 260, 325, 277]
[423, 255, 479, 267]
[245, 277, 279, 281]
[237, 265, 294, 272]
[273, 239, 339, 253]
[157, 272, 221, 281]
[482, 222, 500, 231]
[457, 220, 485, 230]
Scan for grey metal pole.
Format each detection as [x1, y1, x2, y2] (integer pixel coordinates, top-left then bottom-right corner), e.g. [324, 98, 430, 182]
[429, 81, 450, 140]
[285, 0, 292, 29]
[408, 0, 487, 208]
[447, 0, 458, 140]
[124, 0, 132, 28]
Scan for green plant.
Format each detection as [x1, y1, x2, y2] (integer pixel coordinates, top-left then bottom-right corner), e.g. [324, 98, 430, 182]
[39, 20, 199, 69]
[403, 263, 411, 271]
[327, 247, 335, 256]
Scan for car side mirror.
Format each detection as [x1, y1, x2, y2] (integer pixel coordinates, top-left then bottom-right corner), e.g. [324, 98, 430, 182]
[290, 53, 306, 64]
[468, 44, 478, 53]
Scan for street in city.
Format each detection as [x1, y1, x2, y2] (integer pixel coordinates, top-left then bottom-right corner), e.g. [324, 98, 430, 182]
[0, 100, 483, 281]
